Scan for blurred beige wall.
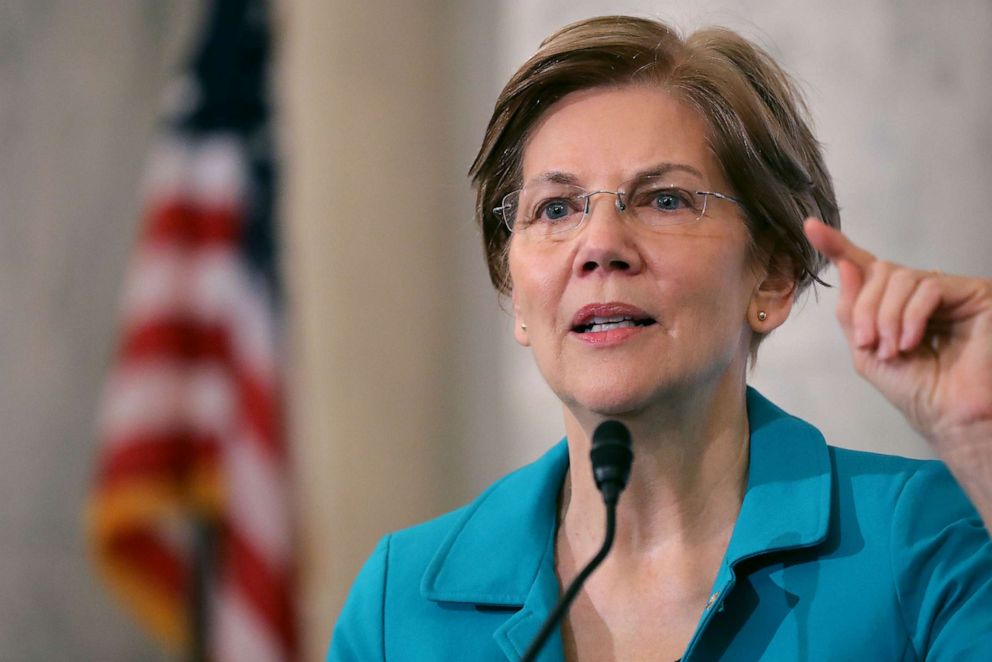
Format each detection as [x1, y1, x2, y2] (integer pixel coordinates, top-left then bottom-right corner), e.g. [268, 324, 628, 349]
[280, 0, 453, 657]
[0, 1, 197, 659]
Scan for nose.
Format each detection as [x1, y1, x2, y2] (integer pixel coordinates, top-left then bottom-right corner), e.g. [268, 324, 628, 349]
[573, 193, 644, 277]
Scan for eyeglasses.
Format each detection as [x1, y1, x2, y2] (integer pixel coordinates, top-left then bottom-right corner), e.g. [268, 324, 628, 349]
[495, 175, 742, 238]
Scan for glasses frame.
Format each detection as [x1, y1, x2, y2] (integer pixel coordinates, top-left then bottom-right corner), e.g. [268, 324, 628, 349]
[494, 180, 743, 236]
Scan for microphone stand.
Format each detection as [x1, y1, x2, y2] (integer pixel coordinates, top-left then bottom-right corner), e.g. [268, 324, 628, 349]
[520, 420, 632, 662]
[519, 499, 617, 662]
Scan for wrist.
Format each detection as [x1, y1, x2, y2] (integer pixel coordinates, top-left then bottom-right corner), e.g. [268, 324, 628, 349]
[931, 421, 992, 468]
[931, 421, 992, 530]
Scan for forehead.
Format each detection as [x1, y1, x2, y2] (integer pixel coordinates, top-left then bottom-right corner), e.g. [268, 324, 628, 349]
[521, 85, 721, 186]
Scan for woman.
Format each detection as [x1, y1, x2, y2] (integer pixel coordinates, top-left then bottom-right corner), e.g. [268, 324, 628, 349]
[330, 16, 992, 660]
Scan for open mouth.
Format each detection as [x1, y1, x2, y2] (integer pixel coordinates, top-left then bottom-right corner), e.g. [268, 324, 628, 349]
[572, 315, 657, 334]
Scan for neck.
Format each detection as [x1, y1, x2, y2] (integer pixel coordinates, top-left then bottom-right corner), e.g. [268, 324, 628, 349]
[560, 374, 750, 557]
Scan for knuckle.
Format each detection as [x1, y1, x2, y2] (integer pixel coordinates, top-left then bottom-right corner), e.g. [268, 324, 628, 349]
[916, 277, 940, 299]
[867, 260, 894, 277]
[889, 268, 916, 288]
[851, 350, 870, 374]
[877, 305, 900, 329]
[851, 295, 873, 320]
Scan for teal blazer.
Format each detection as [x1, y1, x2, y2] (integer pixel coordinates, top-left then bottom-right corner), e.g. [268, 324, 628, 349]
[329, 390, 992, 660]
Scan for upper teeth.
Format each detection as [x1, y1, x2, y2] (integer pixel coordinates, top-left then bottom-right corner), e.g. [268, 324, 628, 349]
[586, 316, 636, 333]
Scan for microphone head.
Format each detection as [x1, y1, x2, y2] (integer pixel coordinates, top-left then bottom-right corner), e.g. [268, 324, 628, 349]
[590, 420, 633, 502]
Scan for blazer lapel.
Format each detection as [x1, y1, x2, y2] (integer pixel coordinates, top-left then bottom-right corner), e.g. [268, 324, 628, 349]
[726, 388, 832, 565]
[684, 389, 833, 658]
[421, 441, 569, 660]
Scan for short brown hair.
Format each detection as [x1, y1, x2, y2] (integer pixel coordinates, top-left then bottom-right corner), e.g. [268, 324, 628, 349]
[469, 15, 839, 299]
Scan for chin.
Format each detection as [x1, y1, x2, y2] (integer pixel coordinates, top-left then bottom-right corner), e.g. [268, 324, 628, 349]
[561, 379, 661, 419]
[558, 363, 726, 421]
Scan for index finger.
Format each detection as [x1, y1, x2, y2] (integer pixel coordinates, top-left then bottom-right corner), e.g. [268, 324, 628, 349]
[803, 218, 875, 270]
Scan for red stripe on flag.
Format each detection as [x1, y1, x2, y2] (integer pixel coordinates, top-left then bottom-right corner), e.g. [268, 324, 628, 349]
[97, 436, 221, 487]
[121, 319, 234, 365]
[239, 373, 282, 457]
[144, 201, 241, 248]
[226, 527, 297, 653]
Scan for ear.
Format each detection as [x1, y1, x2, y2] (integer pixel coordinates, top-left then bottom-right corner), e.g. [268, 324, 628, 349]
[748, 257, 797, 332]
[512, 291, 530, 347]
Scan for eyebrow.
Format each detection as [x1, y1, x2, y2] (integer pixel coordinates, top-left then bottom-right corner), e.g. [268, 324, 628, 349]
[526, 162, 706, 187]
[636, 162, 705, 181]
[530, 171, 580, 186]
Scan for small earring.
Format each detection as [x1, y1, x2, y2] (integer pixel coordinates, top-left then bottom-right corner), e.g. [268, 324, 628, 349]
[521, 323, 527, 331]
[757, 311, 767, 322]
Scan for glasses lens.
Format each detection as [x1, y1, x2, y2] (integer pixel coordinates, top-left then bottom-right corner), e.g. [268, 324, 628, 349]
[507, 184, 586, 236]
[499, 191, 520, 230]
[622, 176, 706, 228]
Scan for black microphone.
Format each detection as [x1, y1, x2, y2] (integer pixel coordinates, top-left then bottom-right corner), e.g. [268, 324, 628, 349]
[589, 419, 633, 505]
[520, 420, 634, 662]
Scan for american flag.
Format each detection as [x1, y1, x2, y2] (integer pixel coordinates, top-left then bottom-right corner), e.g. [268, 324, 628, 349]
[86, 1, 296, 660]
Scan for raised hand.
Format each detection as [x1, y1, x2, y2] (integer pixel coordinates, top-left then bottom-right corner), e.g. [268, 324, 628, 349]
[804, 217, 992, 525]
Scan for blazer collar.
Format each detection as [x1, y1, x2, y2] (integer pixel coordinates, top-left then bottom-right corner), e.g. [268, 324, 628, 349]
[724, 388, 832, 566]
[420, 441, 568, 606]
[420, 388, 832, 606]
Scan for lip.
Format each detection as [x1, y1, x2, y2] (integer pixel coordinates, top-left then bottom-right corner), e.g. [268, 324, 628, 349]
[569, 302, 657, 346]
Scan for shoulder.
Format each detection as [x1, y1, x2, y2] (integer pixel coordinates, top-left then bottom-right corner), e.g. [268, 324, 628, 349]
[325, 507, 471, 660]
[826, 444, 977, 524]
[386, 441, 564, 570]
[325, 488, 499, 661]
[327, 441, 569, 660]
[747, 387, 975, 526]
[734, 390, 991, 657]
[829, 443, 945, 477]
[829, 444, 950, 492]
[826, 447, 992, 657]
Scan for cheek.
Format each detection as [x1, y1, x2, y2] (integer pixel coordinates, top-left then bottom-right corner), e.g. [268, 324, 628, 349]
[509, 246, 563, 320]
[667, 240, 755, 329]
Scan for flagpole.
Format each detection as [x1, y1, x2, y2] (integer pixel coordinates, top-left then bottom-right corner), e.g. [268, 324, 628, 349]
[189, 514, 215, 662]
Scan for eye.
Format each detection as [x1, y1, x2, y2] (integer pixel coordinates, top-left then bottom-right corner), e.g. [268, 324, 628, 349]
[648, 187, 695, 212]
[535, 197, 581, 223]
